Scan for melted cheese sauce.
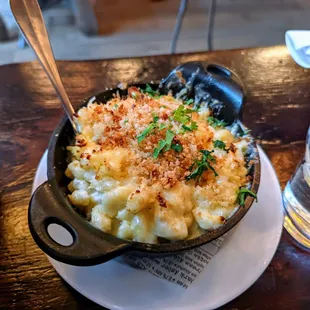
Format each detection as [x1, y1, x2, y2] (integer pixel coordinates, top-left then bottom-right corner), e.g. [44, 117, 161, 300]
[65, 88, 249, 243]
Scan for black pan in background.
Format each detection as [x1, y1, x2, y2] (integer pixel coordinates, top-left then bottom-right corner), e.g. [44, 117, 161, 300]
[28, 62, 260, 266]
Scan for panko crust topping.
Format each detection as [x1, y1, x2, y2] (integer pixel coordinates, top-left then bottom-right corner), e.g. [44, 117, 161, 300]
[65, 85, 254, 243]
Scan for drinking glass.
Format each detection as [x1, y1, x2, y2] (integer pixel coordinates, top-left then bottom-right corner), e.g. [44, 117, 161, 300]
[283, 127, 310, 248]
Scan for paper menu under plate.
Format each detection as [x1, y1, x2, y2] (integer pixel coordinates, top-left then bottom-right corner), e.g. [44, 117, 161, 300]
[122, 237, 224, 289]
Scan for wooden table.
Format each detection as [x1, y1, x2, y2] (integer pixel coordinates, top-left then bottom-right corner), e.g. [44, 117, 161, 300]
[0, 46, 309, 309]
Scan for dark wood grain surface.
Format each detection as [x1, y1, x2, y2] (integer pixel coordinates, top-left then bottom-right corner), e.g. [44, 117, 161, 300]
[0, 46, 309, 310]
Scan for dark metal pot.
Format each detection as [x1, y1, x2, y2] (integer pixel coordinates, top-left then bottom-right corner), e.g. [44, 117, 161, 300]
[29, 62, 260, 266]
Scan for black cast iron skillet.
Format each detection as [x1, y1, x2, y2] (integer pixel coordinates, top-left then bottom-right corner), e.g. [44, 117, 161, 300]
[29, 62, 260, 266]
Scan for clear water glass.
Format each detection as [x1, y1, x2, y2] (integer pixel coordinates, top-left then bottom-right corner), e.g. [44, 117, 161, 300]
[283, 127, 310, 248]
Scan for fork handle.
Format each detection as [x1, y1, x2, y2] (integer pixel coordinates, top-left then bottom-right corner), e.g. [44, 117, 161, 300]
[10, 0, 78, 133]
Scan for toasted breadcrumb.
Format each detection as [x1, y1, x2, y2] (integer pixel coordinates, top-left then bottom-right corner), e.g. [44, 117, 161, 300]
[74, 88, 225, 188]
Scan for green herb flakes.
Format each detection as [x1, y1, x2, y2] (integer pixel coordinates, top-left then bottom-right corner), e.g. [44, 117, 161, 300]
[137, 115, 160, 144]
[237, 188, 257, 206]
[181, 121, 198, 132]
[186, 150, 218, 181]
[152, 114, 159, 122]
[153, 140, 167, 159]
[137, 123, 156, 144]
[191, 122, 198, 130]
[158, 123, 168, 130]
[213, 140, 229, 152]
[184, 98, 194, 105]
[171, 143, 183, 153]
[181, 125, 191, 132]
[163, 130, 175, 151]
[173, 105, 195, 125]
[142, 84, 160, 97]
[239, 128, 251, 137]
[153, 130, 179, 158]
[207, 117, 227, 128]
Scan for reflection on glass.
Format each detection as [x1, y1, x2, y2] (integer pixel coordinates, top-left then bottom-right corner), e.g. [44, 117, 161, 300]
[283, 127, 310, 248]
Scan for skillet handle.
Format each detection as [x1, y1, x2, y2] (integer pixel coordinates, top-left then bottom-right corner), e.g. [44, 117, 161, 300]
[160, 61, 245, 124]
[29, 181, 130, 266]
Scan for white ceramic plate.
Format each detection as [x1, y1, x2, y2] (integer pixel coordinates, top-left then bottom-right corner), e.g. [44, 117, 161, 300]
[32, 146, 283, 310]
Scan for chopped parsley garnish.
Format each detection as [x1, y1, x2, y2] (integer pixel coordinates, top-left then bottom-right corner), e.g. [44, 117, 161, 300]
[191, 122, 198, 130]
[171, 104, 199, 134]
[137, 116, 159, 143]
[186, 150, 218, 181]
[153, 140, 166, 159]
[137, 123, 156, 143]
[184, 98, 194, 105]
[160, 105, 168, 108]
[207, 117, 227, 128]
[113, 104, 119, 109]
[240, 128, 251, 137]
[142, 84, 160, 97]
[123, 119, 129, 123]
[181, 121, 198, 132]
[181, 125, 191, 132]
[237, 188, 258, 206]
[152, 113, 159, 122]
[163, 130, 175, 151]
[158, 123, 168, 130]
[171, 143, 183, 153]
[153, 130, 176, 158]
[213, 140, 229, 152]
[173, 105, 196, 127]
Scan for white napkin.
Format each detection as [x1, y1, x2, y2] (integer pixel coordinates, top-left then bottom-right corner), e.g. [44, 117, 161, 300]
[285, 30, 310, 68]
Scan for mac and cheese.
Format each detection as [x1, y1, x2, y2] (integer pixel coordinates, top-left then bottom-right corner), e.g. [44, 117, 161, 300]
[65, 86, 250, 243]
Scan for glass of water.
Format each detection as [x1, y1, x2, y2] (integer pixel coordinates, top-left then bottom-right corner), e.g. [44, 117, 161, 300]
[283, 127, 310, 248]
